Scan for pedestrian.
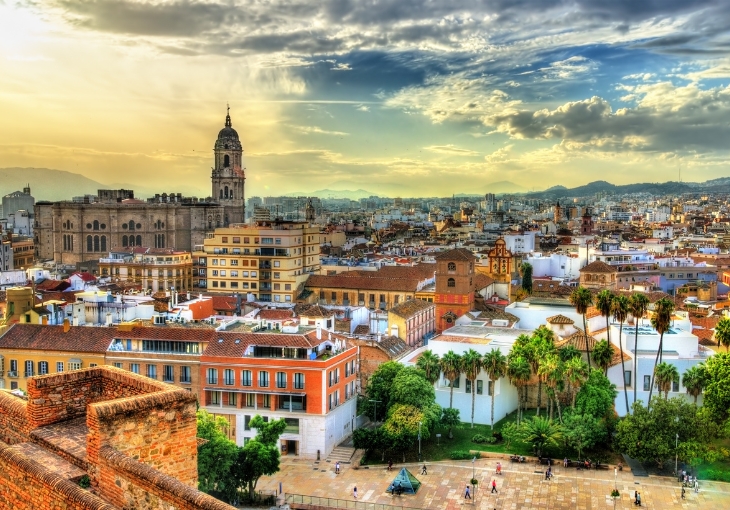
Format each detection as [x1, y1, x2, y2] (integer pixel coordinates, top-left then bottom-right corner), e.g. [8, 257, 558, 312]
[335, 461, 340, 474]
[496, 461, 502, 475]
[388, 483, 394, 496]
[681, 487, 686, 499]
[634, 491, 638, 504]
[422, 463, 427, 475]
[564, 457, 568, 468]
[388, 459, 393, 471]
[353, 486, 358, 499]
[636, 492, 641, 506]
[694, 479, 699, 493]
[464, 485, 471, 499]
[547, 467, 552, 480]
[491, 479, 498, 493]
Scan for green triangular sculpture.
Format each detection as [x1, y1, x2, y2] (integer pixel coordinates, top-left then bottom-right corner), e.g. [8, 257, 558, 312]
[386, 467, 421, 494]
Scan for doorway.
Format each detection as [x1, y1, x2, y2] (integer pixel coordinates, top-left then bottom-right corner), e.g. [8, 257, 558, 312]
[286, 440, 298, 456]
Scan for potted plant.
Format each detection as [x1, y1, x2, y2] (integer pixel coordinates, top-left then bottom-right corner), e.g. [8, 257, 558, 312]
[610, 489, 620, 508]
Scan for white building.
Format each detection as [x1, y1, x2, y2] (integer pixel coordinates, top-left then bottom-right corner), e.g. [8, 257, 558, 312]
[524, 252, 584, 280]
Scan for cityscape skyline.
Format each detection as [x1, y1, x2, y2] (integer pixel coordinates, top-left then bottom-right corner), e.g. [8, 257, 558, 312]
[3, 2, 730, 197]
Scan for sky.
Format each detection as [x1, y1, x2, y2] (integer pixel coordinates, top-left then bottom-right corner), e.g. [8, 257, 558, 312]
[3, 1, 730, 198]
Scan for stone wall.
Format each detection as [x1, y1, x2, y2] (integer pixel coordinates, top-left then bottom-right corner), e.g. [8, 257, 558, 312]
[0, 392, 29, 445]
[0, 442, 115, 510]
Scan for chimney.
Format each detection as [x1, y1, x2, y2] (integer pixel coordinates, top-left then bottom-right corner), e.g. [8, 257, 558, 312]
[106, 312, 113, 326]
[41, 315, 48, 325]
[63, 318, 70, 333]
[316, 324, 322, 340]
[72, 315, 79, 327]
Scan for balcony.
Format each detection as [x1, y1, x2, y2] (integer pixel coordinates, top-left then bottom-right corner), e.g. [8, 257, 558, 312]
[7, 371, 18, 378]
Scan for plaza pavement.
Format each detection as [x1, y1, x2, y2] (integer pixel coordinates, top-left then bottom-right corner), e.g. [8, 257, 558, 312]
[256, 454, 730, 509]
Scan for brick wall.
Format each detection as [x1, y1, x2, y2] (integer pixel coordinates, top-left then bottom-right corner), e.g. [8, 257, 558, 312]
[0, 392, 29, 445]
[356, 342, 391, 391]
[0, 443, 115, 510]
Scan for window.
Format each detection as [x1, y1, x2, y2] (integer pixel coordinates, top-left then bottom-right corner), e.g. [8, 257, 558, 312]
[465, 379, 472, 394]
[643, 375, 651, 391]
[180, 366, 191, 383]
[241, 370, 252, 386]
[224, 369, 235, 385]
[447, 278, 456, 287]
[163, 365, 174, 382]
[25, 360, 34, 377]
[244, 415, 252, 430]
[146, 364, 157, 379]
[448, 262, 456, 271]
[68, 360, 82, 371]
[447, 376, 460, 389]
[276, 371, 287, 388]
[207, 368, 218, 385]
[624, 371, 632, 387]
[294, 372, 304, 389]
[113, 362, 123, 369]
[262, 394, 271, 408]
[258, 371, 269, 387]
[672, 379, 679, 393]
[210, 391, 221, 405]
[476, 380, 483, 395]
[226, 392, 237, 407]
[245, 394, 255, 407]
[130, 363, 140, 374]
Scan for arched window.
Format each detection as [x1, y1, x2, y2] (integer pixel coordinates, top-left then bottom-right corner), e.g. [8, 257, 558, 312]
[224, 185, 229, 198]
[69, 235, 73, 251]
[136, 235, 142, 247]
[94, 235, 100, 252]
[128, 220, 135, 231]
[101, 236, 107, 252]
[129, 236, 135, 247]
[86, 235, 92, 252]
[122, 236, 128, 247]
[93, 220, 99, 231]
[224, 154, 230, 167]
[447, 278, 456, 287]
[220, 189, 224, 199]
[448, 262, 456, 271]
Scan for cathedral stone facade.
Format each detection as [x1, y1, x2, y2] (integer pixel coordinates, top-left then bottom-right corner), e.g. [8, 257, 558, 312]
[35, 110, 246, 265]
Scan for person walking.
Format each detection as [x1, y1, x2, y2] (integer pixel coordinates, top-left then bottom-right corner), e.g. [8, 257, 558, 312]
[353, 486, 358, 499]
[491, 479, 498, 493]
[464, 485, 471, 499]
[496, 461, 502, 475]
[388, 459, 393, 471]
[636, 492, 641, 506]
[681, 487, 686, 499]
[694, 479, 699, 493]
[634, 491, 638, 504]
[421, 463, 428, 475]
[335, 461, 340, 474]
[564, 457, 569, 468]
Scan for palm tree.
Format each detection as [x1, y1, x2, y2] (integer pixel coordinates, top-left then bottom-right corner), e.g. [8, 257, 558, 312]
[611, 294, 631, 415]
[525, 329, 555, 417]
[538, 353, 564, 423]
[507, 355, 531, 424]
[440, 351, 462, 409]
[416, 350, 441, 386]
[647, 297, 675, 408]
[483, 349, 507, 430]
[714, 317, 730, 352]
[592, 339, 615, 376]
[682, 364, 706, 404]
[563, 356, 589, 409]
[521, 416, 562, 458]
[558, 345, 582, 362]
[461, 349, 483, 428]
[569, 286, 594, 369]
[628, 293, 650, 408]
[596, 289, 614, 344]
[654, 362, 679, 399]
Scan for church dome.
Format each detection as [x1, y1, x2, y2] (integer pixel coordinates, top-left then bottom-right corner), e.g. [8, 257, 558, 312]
[215, 108, 242, 150]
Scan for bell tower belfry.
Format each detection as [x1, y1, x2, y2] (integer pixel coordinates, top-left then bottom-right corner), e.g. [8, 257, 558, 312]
[212, 105, 245, 225]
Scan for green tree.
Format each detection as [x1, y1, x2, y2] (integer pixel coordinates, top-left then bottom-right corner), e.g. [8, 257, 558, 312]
[569, 286, 594, 369]
[520, 262, 533, 294]
[538, 353, 563, 422]
[558, 345, 582, 362]
[440, 350, 463, 409]
[592, 339, 615, 376]
[596, 289, 615, 350]
[682, 364, 706, 404]
[521, 416, 562, 458]
[654, 362, 679, 400]
[461, 349, 483, 428]
[702, 352, 730, 421]
[483, 348, 507, 429]
[611, 294, 631, 415]
[197, 410, 239, 496]
[506, 355, 531, 424]
[628, 293, 650, 408]
[575, 369, 617, 419]
[440, 407, 461, 439]
[562, 412, 606, 460]
[647, 297, 675, 408]
[564, 356, 590, 410]
[390, 366, 436, 410]
[714, 317, 730, 352]
[382, 404, 428, 462]
[238, 415, 287, 501]
[364, 360, 403, 418]
[527, 326, 556, 417]
[416, 350, 441, 385]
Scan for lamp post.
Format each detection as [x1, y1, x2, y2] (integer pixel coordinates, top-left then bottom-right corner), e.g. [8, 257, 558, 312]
[369, 399, 381, 426]
[472, 456, 477, 506]
[675, 432, 679, 478]
[418, 421, 422, 462]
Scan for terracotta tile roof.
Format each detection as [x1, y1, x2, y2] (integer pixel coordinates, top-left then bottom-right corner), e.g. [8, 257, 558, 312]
[473, 273, 494, 291]
[0, 324, 113, 352]
[580, 260, 618, 273]
[115, 326, 218, 342]
[257, 309, 295, 321]
[547, 314, 574, 325]
[202, 330, 350, 358]
[305, 274, 421, 292]
[556, 331, 598, 351]
[585, 306, 601, 319]
[353, 325, 370, 335]
[617, 289, 672, 303]
[388, 298, 434, 319]
[297, 303, 334, 318]
[470, 303, 519, 323]
[434, 248, 476, 261]
[211, 296, 237, 312]
[691, 315, 721, 346]
[70, 272, 96, 282]
[434, 334, 493, 345]
[36, 280, 70, 292]
[608, 348, 632, 368]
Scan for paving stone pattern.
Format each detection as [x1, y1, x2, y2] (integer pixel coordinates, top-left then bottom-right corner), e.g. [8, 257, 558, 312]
[257, 456, 730, 509]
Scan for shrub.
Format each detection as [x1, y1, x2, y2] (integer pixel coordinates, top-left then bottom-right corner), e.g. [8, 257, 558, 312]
[492, 431, 503, 442]
[704, 469, 730, 482]
[470, 478, 479, 486]
[472, 434, 497, 444]
[450, 450, 480, 460]
[78, 475, 91, 489]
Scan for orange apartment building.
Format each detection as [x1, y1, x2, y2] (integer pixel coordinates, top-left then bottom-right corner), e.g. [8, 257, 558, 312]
[200, 327, 358, 459]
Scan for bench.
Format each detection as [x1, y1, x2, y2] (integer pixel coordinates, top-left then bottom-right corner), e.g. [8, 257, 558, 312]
[537, 458, 553, 466]
[594, 463, 610, 470]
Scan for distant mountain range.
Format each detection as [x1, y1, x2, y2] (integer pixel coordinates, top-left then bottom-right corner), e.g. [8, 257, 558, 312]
[525, 180, 698, 200]
[282, 189, 377, 200]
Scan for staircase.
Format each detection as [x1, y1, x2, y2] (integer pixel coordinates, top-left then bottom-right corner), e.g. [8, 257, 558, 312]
[326, 446, 356, 464]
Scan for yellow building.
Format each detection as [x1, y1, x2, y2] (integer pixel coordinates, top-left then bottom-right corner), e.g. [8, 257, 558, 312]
[193, 221, 320, 303]
[0, 322, 108, 391]
[98, 248, 193, 292]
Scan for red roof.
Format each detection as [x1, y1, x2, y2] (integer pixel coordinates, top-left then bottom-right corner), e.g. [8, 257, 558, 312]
[258, 309, 295, 321]
[70, 272, 96, 282]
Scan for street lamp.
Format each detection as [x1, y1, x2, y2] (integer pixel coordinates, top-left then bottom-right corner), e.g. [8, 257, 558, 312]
[369, 399, 381, 426]
[675, 432, 679, 478]
[418, 421, 422, 462]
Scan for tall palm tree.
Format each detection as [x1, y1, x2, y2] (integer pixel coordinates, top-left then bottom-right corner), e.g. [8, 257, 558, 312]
[507, 355, 531, 424]
[714, 317, 730, 352]
[647, 297, 675, 408]
[525, 329, 555, 417]
[440, 351, 462, 409]
[569, 286, 594, 369]
[538, 353, 564, 423]
[628, 293, 650, 408]
[682, 364, 706, 404]
[483, 349, 507, 430]
[654, 362, 679, 399]
[592, 339, 615, 376]
[416, 350, 441, 386]
[611, 294, 631, 415]
[596, 290, 615, 344]
[563, 356, 590, 409]
[461, 349, 483, 428]
[558, 345, 582, 362]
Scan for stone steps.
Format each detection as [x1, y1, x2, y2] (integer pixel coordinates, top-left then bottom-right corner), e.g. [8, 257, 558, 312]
[326, 446, 356, 463]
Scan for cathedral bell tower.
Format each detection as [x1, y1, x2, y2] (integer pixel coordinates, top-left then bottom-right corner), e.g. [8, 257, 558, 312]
[212, 105, 245, 225]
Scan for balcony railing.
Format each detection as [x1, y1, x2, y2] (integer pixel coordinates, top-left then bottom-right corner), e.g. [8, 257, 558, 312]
[7, 371, 18, 378]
